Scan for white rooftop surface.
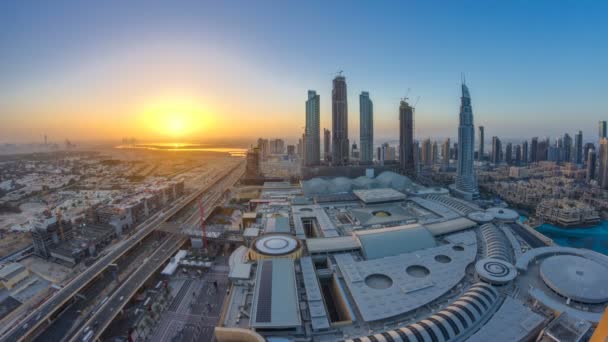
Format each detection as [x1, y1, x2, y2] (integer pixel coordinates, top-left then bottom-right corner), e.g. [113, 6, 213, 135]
[352, 188, 406, 203]
[228, 263, 252, 280]
[539, 255, 608, 304]
[254, 235, 298, 255]
[528, 288, 605, 323]
[467, 211, 495, 223]
[264, 216, 291, 234]
[475, 258, 517, 284]
[291, 205, 339, 238]
[305, 236, 360, 254]
[300, 257, 330, 330]
[160, 250, 187, 276]
[408, 197, 461, 220]
[336, 230, 477, 322]
[486, 207, 519, 221]
[251, 258, 301, 328]
[354, 224, 437, 260]
[469, 297, 546, 341]
[349, 205, 415, 226]
[0, 263, 25, 279]
[423, 216, 477, 236]
[243, 227, 260, 238]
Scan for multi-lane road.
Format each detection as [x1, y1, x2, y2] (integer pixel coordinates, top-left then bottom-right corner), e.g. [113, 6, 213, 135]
[69, 163, 244, 342]
[0, 160, 244, 342]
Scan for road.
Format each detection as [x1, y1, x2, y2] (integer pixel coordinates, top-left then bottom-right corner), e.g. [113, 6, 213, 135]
[0, 160, 244, 342]
[69, 163, 244, 342]
[508, 222, 548, 248]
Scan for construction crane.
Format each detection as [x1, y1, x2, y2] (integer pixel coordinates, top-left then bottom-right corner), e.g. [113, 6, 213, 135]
[197, 199, 208, 249]
[413, 96, 421, 108]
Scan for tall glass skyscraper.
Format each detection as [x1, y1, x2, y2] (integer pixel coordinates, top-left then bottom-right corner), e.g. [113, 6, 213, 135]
[477, 126, 484, 161]
[305, 90, 320, 166]
[451, 82, 479, 200]
[599, 121, 607, 140]
[332, 75, 349, 165]
[574, 130, 583, 165]
[359, 91, 373, 164]
[399, 99, 415, 175]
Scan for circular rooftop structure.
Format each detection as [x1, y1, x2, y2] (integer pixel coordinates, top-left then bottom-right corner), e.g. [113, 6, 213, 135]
[467, 211, 495, 223]
[249, 234, 302, 260]
[540, 255, 608, 304]
[486, 207, 519, 221]
[475, 258, 517, 284]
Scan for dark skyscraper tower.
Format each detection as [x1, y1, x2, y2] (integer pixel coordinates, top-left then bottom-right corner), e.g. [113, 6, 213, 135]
[359, 91, 373, 164]
[305, 90, 320, 166]
[574, 130, 583, 164]
[587, 148, 597, 182]
[399, 99, 415, 175]
[522, 140, 529, 164]
[331, 75, 349, 165]
[563, 133, 572, 162]
[530, 137, 538, 162]
[515, 144, 522, 165]
[491, 136, 501, 164]
[505, 142, 513, 165]
[478, 126, 484, 161]
[323, 128, 331, 162]
[451, 82, 479, 200]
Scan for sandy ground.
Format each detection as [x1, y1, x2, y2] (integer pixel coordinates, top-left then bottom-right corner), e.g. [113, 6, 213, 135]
[19, 256, 73, 284]
[0, 231, 31, 258]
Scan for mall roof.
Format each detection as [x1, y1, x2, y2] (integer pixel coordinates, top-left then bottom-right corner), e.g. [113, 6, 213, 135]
[336, 231, 477, 322]
[264, 216, 290, 234]
[305, 236, 361, 254]
[354, 224, 436, 259]
[352, 188, 406, 203]
[424, 217, 477, 236]
[251, 259, 301, 328]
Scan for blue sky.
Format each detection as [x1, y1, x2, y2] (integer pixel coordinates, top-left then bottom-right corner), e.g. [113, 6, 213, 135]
[1, 0, 607, 144]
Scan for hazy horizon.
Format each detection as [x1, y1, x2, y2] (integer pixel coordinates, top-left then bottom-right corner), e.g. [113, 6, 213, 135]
[1, 0, 607, 144]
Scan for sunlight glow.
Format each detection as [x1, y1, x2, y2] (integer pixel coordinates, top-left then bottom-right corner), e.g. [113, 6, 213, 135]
[138, 96, 213, 138]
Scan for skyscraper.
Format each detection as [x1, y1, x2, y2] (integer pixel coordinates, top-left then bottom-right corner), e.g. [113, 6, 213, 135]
[599, 121, 607, 140]
[530, 137, 538, 162]
[584, 142, 594, 163]
[505, 142, 513, 165]
[451, 82, 479, 200]
[421, 138, 432, 166]
[563, 133, 572, 163]
[522, 140, 529, 163]
[323, 128, 331, 162]
[587, 148, 597, 183]
[599, 138, 608, 189]
[399, 99, 415, 175]
[515, 144, 522, 165]
[442, 138, 450, 169]
[478, 126, 484, 161]
[359, 92, 373, 164]
[574, 130, 583, 164]
[305, 90, 320, 166]
[491, 136, 502, 164]
[332, 75, 349, 165]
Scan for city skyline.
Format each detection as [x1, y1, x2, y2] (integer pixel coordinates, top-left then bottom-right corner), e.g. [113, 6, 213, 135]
[1, 1, 608, 144]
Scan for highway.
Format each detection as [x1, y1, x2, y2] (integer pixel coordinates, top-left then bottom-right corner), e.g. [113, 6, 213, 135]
[0, 160, 244, 342]
[69, 162, 244, 342]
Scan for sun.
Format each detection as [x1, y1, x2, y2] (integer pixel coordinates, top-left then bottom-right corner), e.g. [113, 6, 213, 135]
[138, 96, 212, 138]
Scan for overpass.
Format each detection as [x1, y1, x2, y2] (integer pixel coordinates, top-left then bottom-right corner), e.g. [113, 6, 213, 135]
[0, 161, 245, 342]
[69, 160, 245, 341]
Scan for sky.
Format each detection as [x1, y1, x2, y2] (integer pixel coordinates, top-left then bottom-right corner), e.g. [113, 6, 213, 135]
[1, 0, 607, 145]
